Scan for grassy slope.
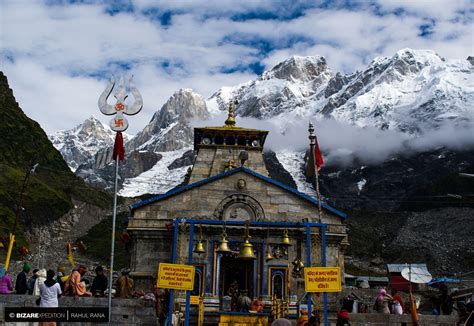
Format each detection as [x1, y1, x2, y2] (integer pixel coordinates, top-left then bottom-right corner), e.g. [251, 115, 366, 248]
[0, 72, 110, 259]
[78, 211, 130, 269]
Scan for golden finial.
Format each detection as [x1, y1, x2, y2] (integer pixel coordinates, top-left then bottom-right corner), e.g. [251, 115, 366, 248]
[224, 99, 237, 128]
[225, 160, 236, 170]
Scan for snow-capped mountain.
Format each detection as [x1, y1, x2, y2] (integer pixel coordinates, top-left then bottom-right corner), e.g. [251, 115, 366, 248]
[49, 116, 129, 172]
[323, 49, 473, 132]
[127, 88, 209, 152]
[52, 48, 473, 196]
[210, 49, 473, 133]
[208, 55, 332, 119]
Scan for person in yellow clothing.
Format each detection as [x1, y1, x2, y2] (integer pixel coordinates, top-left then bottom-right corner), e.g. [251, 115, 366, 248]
[116, 269, 134, 298]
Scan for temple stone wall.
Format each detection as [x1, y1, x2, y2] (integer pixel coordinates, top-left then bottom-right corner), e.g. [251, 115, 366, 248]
[128, 170, 347, 292]
[190, 148, 268, 183]
[130, 171, 342, 226]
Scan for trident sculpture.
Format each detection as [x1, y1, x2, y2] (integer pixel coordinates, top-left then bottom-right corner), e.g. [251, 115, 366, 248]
[98, 74, 143, 131]
[98, 74, 142, 323]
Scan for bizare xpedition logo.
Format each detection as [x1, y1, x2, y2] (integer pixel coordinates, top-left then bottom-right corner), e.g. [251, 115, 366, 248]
[5, 307, 108, 322]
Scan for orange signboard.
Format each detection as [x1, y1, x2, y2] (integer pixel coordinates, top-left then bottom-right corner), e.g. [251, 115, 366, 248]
[304, 267, 341, 292]
[157, 263, 195, 291]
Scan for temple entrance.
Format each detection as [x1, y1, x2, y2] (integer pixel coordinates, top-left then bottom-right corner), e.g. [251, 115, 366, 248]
[219, 256, 254, 298]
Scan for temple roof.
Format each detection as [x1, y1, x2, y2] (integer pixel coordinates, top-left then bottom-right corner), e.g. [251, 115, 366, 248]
[194, 100, 268, 150]
[129, 166, 347, 219]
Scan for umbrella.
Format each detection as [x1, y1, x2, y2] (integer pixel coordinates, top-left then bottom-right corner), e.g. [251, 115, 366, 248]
[427, 277, 460, 285]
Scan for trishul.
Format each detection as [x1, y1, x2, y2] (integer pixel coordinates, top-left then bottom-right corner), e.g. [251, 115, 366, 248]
[98, 74, 143, 132]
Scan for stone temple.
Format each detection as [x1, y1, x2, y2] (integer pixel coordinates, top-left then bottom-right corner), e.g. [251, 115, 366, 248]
[127, 102, 348, 323]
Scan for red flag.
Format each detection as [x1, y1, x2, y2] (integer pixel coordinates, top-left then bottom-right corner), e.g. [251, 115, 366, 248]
[315, 138, 324, 171]
[113, 131, 125, 161]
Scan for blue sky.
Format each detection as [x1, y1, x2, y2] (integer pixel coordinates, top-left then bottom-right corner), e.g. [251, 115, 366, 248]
[1, 0, 472, 133]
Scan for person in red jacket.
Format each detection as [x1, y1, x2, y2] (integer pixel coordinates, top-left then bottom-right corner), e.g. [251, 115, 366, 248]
[391, 289, 404, 314]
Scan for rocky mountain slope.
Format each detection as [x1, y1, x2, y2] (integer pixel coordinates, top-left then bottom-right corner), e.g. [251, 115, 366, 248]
[50, 49, 474, 274]
[0, 72, 110, 262]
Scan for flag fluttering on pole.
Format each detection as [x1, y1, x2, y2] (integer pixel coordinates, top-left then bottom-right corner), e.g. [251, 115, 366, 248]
[4, 233, 15, 271]
[113, 131, 125, 161]
[66, 242, 75, 268]
[315, 138, 324, 172]
[410, 291, 419, 326]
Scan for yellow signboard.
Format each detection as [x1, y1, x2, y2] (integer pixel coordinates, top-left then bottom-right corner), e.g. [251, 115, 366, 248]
[304, 267, 341, 292]
[190, 295, 200, 305]
[157, 263, 195, 291]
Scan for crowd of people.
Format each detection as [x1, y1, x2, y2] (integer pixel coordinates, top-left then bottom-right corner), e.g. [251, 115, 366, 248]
[2, 265, 473, 325]
[0, 263, 135, 299]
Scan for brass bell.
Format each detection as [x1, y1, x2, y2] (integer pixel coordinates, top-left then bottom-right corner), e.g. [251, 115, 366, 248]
[264, 247, 274, 262]
[238, 222, 256, 260]
[238, 238, 256, 260]
[280, 229, 291, 247]
[217, 232, 231, 253]
[194, 240, 205, 254]
[292, 258, 305, 272]
[194, 224, 206, 254]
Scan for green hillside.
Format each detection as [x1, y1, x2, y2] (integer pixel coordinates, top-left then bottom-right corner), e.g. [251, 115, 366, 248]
[0, 71, 110, 258]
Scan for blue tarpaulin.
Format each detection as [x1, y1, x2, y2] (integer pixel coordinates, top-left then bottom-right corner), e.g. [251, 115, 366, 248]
[427, 277, 460, 285]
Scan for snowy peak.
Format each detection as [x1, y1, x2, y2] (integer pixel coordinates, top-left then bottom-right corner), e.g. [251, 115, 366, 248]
[263, 55, 329, 82]
[126, 88, 209, 152]
[392, 48, 444, 66]
[74, 116, 114, 143]
[209, 55, 333, 118]
[155, 88, 209, 128]
[49, 115, 119, 171]
[322, 48, 473, 132]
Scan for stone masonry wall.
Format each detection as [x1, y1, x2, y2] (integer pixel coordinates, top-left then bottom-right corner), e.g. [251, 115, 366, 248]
[130, 171, 342, 226]
[347, 313, 457, 326]
[0, 295, 156, 326]
[189, 147, 268, 183]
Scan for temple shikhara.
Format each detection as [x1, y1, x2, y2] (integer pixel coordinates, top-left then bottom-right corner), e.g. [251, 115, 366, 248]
[127, 102, 348, 324]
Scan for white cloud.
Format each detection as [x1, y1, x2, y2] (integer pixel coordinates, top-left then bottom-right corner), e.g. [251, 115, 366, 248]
[0, 0, 472, 135]
[192, 112, 474, 166]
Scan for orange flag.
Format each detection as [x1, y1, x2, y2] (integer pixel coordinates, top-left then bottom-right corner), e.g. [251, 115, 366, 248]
[410, 291, 419, 326]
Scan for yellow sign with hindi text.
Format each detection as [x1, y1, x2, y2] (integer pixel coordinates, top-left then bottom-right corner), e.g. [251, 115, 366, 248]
[157, 263, 195, 291]
[304, 267, 341, 292]
[190, 295, 200, 305]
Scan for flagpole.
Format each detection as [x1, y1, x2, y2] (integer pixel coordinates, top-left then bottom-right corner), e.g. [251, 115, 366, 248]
[314, 149, 322, 222]
[308, 122, 322, 222]
[108, 155, 119, 323]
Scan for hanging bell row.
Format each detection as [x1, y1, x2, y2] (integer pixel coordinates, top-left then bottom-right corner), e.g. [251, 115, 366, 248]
[194, 224, 292, 261]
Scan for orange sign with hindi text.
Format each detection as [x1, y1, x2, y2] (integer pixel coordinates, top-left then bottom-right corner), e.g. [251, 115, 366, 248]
[157, 263, 195, 291]
[304, 267, 341, 292]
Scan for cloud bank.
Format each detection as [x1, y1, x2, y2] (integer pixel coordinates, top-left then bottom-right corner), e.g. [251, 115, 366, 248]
[1, 0, 472, 135]
[192, 111, 474, 166]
